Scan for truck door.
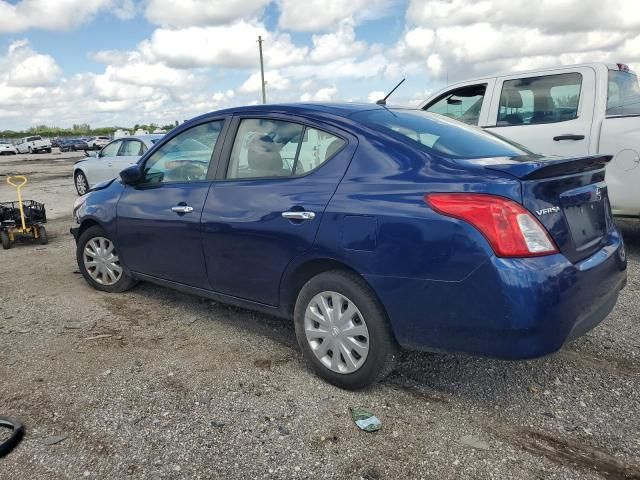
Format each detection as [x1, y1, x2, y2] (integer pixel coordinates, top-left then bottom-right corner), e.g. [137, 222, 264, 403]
[485, 67, 596, 156]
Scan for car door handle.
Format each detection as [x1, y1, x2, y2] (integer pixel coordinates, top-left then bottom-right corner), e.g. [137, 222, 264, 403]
[171, 205, 194, 214]
[553, 134, 585, 141]
[282, 211, 315, 220]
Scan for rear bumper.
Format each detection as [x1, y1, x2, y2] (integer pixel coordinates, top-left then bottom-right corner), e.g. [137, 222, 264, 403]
[366, 229, 627, 359]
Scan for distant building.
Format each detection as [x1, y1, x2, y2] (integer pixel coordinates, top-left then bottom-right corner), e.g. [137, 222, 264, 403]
[114, 129, 131, 139]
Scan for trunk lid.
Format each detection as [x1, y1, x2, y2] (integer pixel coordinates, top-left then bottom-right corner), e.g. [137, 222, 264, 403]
[464, 155, 613, 263]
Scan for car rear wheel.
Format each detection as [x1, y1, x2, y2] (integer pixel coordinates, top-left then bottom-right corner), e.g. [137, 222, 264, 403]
[75, 171, 89, 196]
[38, 226, 48, 245]
[76, 225, 137, 293]
[294, 270, 398, 389]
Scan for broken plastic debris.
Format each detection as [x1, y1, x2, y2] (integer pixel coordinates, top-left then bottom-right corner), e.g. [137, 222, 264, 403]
[350, 408, 382, 432]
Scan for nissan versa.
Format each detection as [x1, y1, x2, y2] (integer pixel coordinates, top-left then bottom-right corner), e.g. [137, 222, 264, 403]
[71, 103, 627, 389]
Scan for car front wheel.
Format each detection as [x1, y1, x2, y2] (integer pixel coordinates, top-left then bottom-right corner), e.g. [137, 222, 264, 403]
[294, 270, 398, 390]
[75, 171, 89, 196]
[76, 225, 137, 293]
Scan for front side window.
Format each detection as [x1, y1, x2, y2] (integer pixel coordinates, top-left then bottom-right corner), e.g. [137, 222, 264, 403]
[607, 70, 640, 116]
[424, 84, 486, 125]
[497, 73, 582, 126]
[143, 120, 223, 183]
[227, 119, 344, 179]
[119, 140, 143, 156]
[353, 109, 529, 159]
[100, 140, 122, 158]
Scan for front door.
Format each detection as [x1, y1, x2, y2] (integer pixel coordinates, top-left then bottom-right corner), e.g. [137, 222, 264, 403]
[91, 140, 123, 185]
[485, 67, 596, 156]
[110, 139, 144, 177]
[116, 119, 226, 288]
[201, 116, 355, 305]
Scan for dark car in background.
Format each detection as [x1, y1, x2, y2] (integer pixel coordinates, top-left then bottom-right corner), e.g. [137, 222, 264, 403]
[60, 139, 90, 152]
[71, 103, 627, 389]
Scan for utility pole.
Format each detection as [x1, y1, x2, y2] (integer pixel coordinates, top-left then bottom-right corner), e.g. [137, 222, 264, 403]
[258, 35, 266, 104]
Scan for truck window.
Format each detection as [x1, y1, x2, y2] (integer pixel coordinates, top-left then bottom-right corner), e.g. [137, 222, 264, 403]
[607, 70, 640, 116]
[26, 136, 42, 142]
[497, 73, 582, 126]
[423, 84, 487, 126]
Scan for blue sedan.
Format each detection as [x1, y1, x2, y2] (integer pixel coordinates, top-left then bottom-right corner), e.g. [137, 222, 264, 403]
[71, 103, 627, 389]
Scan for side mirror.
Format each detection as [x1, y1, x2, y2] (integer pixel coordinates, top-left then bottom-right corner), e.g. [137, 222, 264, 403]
[86, 151, 98, 158]
[120, 164, 143, 185]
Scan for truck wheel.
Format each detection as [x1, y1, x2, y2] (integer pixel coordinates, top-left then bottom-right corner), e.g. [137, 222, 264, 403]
[1, 231, 10, 250]
[28, 147, 32, 154]
[46, 148, 52, 154]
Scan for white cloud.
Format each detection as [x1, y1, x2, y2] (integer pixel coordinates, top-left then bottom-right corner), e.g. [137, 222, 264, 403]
[139, 21, 308, 69]
[2, 39, 61, 87]
[144, 0, 270, 28]
[309, 19, 367, 63]
[399, 0, 640, 82]
[278, 0, 397, 32]
[300, 86, 337, 102]
[239, 70, 290, 93]
[0, 0, 135, 33]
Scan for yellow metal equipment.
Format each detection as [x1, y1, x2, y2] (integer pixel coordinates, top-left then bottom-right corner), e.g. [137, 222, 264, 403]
[0, 175, 48, 249]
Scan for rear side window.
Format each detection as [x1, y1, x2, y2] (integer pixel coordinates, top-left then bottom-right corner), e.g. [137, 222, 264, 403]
[27, 136, 41, 142]
[497, 73, 582, 126]
[227, 119, 344, 179]
[424, 84, 486, 125]
[352, 109, 528, 159]
[607, 70, 640, 116]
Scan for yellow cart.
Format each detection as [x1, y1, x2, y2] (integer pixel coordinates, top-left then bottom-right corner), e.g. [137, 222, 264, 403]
[0, 176, 47, 250]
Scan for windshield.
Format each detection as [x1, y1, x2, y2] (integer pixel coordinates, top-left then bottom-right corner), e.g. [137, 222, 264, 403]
[607, 70, 640, 116]
[352, 109, 530, 159]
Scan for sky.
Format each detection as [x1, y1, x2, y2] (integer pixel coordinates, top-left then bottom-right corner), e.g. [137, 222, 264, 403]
[0, 0, 639, 130]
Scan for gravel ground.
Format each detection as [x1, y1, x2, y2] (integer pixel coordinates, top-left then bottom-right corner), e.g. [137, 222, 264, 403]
[1, 153, 639, 479]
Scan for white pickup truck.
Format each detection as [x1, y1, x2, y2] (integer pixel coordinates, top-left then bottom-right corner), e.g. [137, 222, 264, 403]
[16, 135, 52, 154]
[420, 63, 640, 218]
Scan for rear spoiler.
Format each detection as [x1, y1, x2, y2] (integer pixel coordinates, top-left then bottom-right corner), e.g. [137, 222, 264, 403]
[484, 155, 612, 180]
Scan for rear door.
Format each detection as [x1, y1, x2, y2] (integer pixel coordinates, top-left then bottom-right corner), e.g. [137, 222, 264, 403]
[201, 114, 356, 305]
[116, 119, 227, 288]
[486, 67, 596, 156]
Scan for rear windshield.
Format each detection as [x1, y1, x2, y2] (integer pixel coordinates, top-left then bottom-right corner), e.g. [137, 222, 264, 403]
[352, 109, 529, 159]
[607, 70, 640, 116]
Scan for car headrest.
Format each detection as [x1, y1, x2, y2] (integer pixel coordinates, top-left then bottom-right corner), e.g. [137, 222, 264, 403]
[500, 89, 523, 109]
[324, 139, 344, 160]
[247, 135, 284, 173]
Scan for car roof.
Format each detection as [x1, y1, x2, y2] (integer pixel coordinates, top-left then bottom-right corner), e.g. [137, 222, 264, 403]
[190, 102, 416, 123]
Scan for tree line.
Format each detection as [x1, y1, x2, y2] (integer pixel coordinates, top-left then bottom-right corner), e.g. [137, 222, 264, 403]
[0, 122, 178, 139]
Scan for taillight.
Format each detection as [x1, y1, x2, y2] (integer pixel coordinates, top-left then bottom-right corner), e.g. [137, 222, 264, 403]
[425, 193, 558, 258]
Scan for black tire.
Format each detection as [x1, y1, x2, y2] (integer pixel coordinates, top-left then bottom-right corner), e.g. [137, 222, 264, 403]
[76, 225, 137, 293]
[74, 171, 89, 196]
[1, 231, 10, 250]
[294, 270, 398, 390]
[28, 147, 32, 154]
[45, 148, 52, 154]
[38, 226, 48, 245]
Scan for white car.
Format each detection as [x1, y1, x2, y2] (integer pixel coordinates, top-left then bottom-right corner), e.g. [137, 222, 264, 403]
[16, 135, 52, 154]
[0, 141, 17, 155]
[86, 136, 111, 150]
[420, 62, 640, 218]
[73, 135, 163, 195]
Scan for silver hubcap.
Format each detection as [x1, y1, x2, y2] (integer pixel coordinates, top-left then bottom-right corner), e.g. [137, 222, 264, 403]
[304, 291, 370, 374]
[83, 237, 122, 286]
[76, 174, 87, 194]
